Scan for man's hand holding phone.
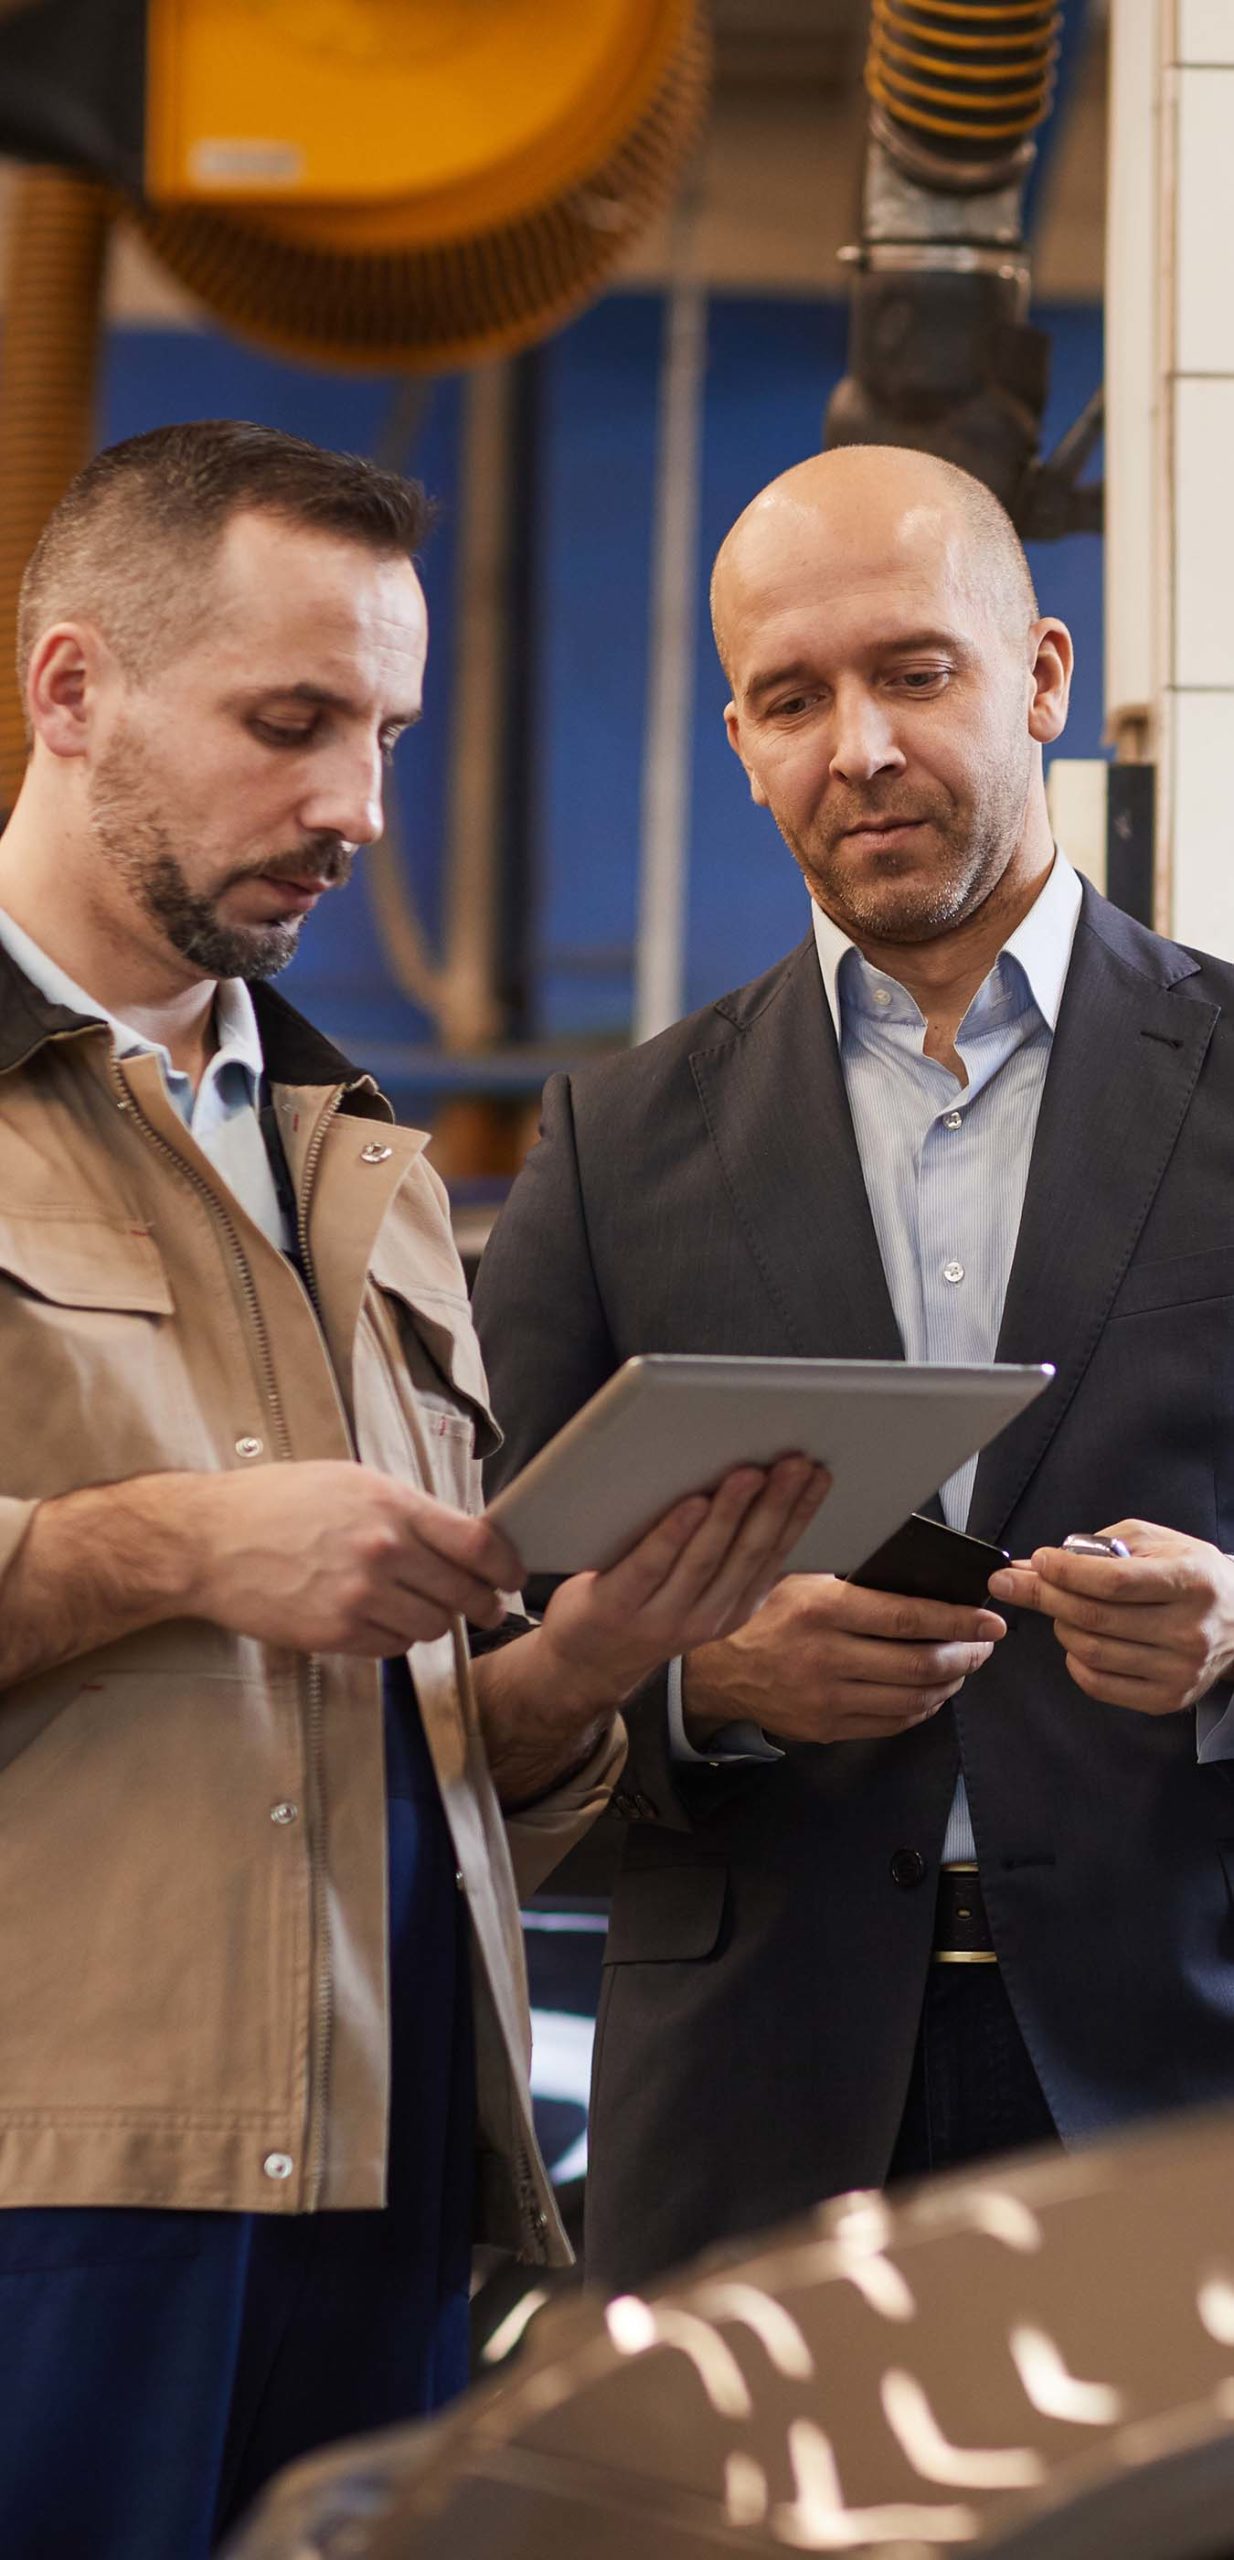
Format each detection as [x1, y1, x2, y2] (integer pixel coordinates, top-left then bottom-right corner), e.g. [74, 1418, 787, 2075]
[990, 1521, 1234, 1715]
[683, 1576, 1007, 1750]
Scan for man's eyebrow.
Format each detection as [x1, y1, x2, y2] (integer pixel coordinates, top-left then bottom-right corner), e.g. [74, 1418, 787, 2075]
[745, 660, 815, 706]
[745, 629, 969, 705]
[230, 681, 422, 726]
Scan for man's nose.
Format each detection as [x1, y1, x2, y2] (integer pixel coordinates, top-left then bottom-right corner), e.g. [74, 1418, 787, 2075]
[300, 741, 385, 849]
[829, 686, 905, 786]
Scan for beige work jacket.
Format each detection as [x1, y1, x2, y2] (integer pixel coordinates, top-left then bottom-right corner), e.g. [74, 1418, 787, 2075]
[0, 955, 622, 2262]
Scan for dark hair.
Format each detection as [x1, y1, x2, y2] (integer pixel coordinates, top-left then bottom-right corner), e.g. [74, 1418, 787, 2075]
[17, 418, 433, 690]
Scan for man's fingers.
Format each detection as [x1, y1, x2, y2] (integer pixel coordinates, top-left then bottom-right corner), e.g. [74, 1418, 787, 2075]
[598, 1493, 717, 1607]
[829, 1680, 961, 1728]
[820, 1632, 997, 1688]
[839, 1581, 1008, 1645]
[1031, 1546, 1170, 1604]
[1063, 1652, 1177, 1712]
[989, 1563, 1040, 1609]
[656, 1459, 827, 1621]
[1054, 1620, 1186, 1678]
[604, 1460, 820, 1618]
[387, 1542, 512, 1624]
[715, 1468, 833, 1625]
[409, 1499, 523, 1591]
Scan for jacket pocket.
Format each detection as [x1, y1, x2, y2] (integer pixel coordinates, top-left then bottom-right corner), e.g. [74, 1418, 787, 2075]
[603, 1863, 727, 1964]
[0, 1208, 173, 1315]
[368, 1245, 500, 1460]
[1109, 1245, 1234, 1319]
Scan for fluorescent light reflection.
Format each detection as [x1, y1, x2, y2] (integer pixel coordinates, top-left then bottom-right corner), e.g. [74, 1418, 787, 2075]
[1009, 2324, 1124, 2425]
[881, 2370, 1045, 2489]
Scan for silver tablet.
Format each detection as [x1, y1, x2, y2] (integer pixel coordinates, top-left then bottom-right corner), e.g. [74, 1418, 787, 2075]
[489, 1355, 1053, 1579]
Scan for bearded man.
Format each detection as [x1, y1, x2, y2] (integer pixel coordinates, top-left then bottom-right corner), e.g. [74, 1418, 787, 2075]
[476, 444, 1234, 2293]
[0, 420, 825, 2557]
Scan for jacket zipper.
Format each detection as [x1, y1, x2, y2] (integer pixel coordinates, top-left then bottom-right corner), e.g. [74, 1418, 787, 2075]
[109, 1061, 345, 2209]
[292, 1089, 345, 2208]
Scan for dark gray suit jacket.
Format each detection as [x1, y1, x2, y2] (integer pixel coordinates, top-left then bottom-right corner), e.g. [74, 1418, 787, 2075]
[474, 883, 1234, 2292]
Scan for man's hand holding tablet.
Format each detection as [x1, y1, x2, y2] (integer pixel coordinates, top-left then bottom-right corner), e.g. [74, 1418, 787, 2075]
[471, 1456, 830, 1809]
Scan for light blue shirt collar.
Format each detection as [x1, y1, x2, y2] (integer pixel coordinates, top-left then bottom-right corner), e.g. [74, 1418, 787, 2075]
[810, 850, 1084, 1043]
[0, 905, 264, 1102]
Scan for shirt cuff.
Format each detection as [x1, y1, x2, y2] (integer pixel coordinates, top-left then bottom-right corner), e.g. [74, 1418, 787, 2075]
[666, 1655, 784, 1765]
[1197, 1686, 1234, 1761]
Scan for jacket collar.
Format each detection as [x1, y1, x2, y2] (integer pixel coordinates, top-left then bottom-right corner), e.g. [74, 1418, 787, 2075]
[689, 882, 1219, 1533]
[0, 930, 369, 1100]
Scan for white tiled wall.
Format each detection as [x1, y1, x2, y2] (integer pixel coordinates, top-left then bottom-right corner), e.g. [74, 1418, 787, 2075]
[1171, 691, 1234, 953]
[1161, 17, 1234, 950]
[1175, 70, 1234, 375]
[1172, 378, 1234, 687]
[1178, 2, 1234, 66]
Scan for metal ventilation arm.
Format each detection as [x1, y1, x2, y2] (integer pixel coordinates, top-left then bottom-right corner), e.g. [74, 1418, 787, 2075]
[826, 2, 1101, 543]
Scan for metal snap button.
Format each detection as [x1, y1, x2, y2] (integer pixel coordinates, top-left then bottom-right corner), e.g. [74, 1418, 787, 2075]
[262, 2151, 294, 2180]
[235, 1435, 264, 1459]
[270, 1802, 299, 1826]
[360, 1142, 393, 1164]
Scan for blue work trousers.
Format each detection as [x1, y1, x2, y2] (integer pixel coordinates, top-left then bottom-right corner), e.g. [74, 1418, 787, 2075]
[0, 1665, 474, 2560]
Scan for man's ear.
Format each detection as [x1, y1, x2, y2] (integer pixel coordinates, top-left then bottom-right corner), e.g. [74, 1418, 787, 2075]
[1027, 616, 1073, 748]
[25, 622, 111, 760]
[724, 698, 769, 808]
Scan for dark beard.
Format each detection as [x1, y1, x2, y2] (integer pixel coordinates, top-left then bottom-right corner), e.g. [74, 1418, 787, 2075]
[88, 731, 353, 980]
[135, 850, 304, 981]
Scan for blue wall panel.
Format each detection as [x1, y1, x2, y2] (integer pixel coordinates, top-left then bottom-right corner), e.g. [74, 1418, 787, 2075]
[530, 294, 663, 1041]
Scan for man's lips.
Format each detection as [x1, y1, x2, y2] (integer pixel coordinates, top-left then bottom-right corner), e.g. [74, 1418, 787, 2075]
[838, 817, 928, 849]
[254, 873, 331, 909]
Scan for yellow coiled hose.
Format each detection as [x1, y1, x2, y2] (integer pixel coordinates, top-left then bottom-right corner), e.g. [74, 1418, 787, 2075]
[867, 0, 1062, 149]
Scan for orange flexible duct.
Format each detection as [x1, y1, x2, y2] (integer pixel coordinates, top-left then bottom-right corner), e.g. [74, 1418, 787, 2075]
[133, 7, 708, 375]
[867, 0, 1062, 150]
[0, 166, 111, 811]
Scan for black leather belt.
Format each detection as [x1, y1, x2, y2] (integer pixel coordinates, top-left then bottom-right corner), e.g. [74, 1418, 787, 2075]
[933, 1864, 997, 1964]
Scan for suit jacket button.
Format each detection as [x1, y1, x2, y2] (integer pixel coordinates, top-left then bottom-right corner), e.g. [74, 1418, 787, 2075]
[890, 1847, 927, 1889]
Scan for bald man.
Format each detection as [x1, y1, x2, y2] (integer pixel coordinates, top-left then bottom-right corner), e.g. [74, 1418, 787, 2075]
[475, 447, 1234, 2292]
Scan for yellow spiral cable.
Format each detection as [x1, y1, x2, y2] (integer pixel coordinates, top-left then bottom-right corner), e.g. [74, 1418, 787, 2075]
[867, 0, 1061, 147]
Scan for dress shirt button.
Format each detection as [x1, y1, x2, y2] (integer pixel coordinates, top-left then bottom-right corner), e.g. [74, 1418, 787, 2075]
[889, 1847, 927, 1890]
[235, 1434, 264, 1460]
[943, 1260, 965, 1285]
[262, 2151, 295, 2181]
[872, 987, 892, 1008]
[943, 1110, 963, 1131]
[269, 1801, 298, 1826]
[360, 1142, 393, 1164]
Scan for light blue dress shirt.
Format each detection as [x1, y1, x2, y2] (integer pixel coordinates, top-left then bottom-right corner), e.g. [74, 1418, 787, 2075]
[0, 906, 288, 1251]
[813, 853, 1081, 1861]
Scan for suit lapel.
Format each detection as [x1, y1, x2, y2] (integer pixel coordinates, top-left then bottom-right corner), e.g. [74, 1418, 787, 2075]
[969, 892, 1218, 1540]
[689, 937, 904, 1361]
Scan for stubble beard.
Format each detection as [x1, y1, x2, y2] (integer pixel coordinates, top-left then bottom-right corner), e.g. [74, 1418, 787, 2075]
[88, 728, 353, 981]
[786, 744, 1032, 949]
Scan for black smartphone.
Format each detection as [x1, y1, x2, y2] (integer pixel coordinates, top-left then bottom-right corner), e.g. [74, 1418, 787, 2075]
[848, 1513, 1010, 1608]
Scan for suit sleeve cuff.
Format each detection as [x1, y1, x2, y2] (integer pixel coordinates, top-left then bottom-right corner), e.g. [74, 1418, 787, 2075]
[1197, 1685, 1234, 1761]
[666, 1655, 784, 1766]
